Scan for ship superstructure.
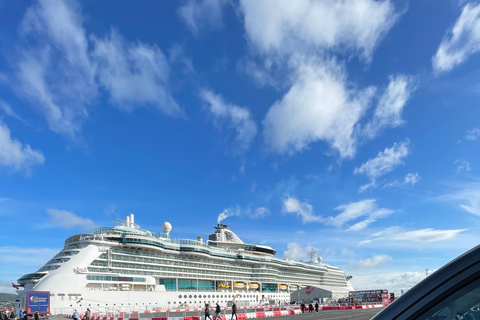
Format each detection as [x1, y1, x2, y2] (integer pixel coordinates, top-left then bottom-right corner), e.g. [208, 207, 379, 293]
[15, 215, 353, 315]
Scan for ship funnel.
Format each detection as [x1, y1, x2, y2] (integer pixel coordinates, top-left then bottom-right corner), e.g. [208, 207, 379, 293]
[130, 214, 134, 227]
[126, 215, 130, 227]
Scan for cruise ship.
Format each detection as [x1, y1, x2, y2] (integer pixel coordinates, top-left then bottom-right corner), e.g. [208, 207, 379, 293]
[15, 215, 353, 315]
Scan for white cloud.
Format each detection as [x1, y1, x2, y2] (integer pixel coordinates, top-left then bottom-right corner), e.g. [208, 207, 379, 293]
[282, 196, 323, 223]
[327, 199, 394, 231]
[283, 242, 316, 261]
[0, 100, 27, 124]
[349, 253, 392, 270]
[169, 43, 195, 74]
[352, 271, 428, 293]
[455, 160, 471, 174]
[46, 209, 97, 230]
[465, 127, 480, 141]
[386, 172, 420, 188]
[12, 1, 182, 139]
[282, 197, 393, 230]
[92, 30, 181, 116]
[363, 75, 417, 138]
[354, 139, 410, 191]
[0, 246, 58, 266]
[0, 121, 45, 173]
[433, 3, 480, 73]
[0, 280, 17, 294]
[236, 58, 279, 88]
[178, 0, 227, 35]
[200, 89, 257, 153]
[16, 0, 96, 138]
[434, 181, 480, 216]
[251, 207, 270, 219]
[363, 226, 467, 243]
[103, 204, 117, 216]
[240, 0, 399, 60]
[263, 59, 375, 158]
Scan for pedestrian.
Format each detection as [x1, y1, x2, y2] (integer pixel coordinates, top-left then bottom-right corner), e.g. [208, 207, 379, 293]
[85, 309, 91, 320]
[33, 311, 38, 320]
[315, 302, 319, 313]
[23, 311, 27, 320]
[72, 310, 79, 320]
[214, 303, 221, 320]
[18, 311, 23, 320]
[204, 304, 212, 320]
[230, 302, 237, 320]
[308, 302, 313, 314]
[9, 309, 16, 320]
[300, 302, 305, 314]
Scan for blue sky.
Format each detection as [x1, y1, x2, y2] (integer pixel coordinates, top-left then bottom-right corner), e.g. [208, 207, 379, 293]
[1, 0, 480, 295]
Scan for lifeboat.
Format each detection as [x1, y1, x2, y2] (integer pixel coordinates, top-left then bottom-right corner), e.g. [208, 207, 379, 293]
[279, 284, 288, 290]
[218, 282, 230, 289]
[248, 283, 259, 289]
[233, 282, 246, 288]
[290, 284, 299, 290]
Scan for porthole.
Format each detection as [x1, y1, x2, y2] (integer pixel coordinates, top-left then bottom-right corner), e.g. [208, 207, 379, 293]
[189, 295, 192, 298]
[179, 295, 182, 298]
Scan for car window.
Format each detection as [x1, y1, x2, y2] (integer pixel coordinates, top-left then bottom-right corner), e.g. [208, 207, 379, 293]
[416, 277, 480, 320]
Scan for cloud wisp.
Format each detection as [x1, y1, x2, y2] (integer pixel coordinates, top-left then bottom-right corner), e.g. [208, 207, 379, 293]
[360, 226, 467, 245]
[12, 0, 183, 140]
[46, 209, 97, 231]
[0, 120, 45, 174]
[349, 253, 392, 270]
[178, 0, 228, 36]
[434, 180, 480, 216]
[282, 196, 323, 223]
[362, 75, 417, 138]
[433, 3, 480, 73]
[200, 89, 257, 154]
[354, 139, 411, 192]
[282, 196, 394, 230]
[465, 127, 480, 141]
[386, 172, 420, 188]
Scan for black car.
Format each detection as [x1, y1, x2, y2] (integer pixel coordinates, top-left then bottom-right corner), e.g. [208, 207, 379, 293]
[372, 244, 480, 320]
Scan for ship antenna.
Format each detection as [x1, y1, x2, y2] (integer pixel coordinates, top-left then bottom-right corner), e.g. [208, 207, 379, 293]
[309, 249, 317, 262]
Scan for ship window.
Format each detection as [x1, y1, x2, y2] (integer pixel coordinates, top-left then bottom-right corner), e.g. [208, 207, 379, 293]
[178, 295, 182, 298]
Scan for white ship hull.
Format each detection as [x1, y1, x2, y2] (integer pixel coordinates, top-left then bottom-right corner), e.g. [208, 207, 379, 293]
[15, 215, 353, 315]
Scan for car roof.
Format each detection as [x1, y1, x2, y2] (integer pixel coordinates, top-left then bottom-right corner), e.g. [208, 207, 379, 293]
[372, 244, 480, 320]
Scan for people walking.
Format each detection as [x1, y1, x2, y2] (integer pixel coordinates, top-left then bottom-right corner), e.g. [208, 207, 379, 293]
[85, 308, 91, 320]
[9, 309, 16, 320]
[204, 304, 212, 320]
[22, 311, 27, 320]
[315, 302, 319, 313]
[33, 312, 38, 320]
[300, 302, 305, 314]
[72, 310, 80, 320]
[230, 302, 237, 320]
[308, 302, 313, 314]
[214, 303, 221, 320]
